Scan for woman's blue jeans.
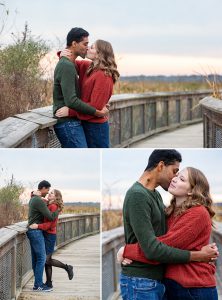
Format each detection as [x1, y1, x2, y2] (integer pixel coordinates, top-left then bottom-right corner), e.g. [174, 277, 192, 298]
[163, 279, 218, 300]
[82, 121, 109, 148]
[120, 273, 165, 300]
[54, 120, 88, 148]
[26, 229, 46, 288]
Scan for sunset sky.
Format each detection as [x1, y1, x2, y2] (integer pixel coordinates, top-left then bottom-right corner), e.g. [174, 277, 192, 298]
[2, 0, 222, 75]
[102, 149, 222, 209]
[0, 149, 100, 203]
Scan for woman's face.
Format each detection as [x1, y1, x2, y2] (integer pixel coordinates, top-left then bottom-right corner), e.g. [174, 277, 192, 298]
[48, 190, 55, 201]
[86, 43, 97, 60]
[168, 168, 192, 197]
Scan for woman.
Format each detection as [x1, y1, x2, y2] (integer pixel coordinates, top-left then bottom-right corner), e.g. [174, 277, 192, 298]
[55, 39, 120, 148]
[30, 189, 74, 289]
[117, 167, 218, 300]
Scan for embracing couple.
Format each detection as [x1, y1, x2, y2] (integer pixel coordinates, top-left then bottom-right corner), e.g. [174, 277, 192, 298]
[53, 27, 120, 148]
[117, 149, 219, 300]
[26, 180, 73, 292]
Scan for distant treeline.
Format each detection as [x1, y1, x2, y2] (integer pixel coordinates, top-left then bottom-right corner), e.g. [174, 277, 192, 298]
[64, 202, 100, 208]
[120, 74, 222, 83]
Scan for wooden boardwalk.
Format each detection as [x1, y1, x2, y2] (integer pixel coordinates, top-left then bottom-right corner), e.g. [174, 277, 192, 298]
[18, 234, 100, 300]
[130, 123, 203, 148]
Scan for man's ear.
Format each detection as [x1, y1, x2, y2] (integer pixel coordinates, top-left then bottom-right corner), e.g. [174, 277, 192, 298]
[157, 161, 164, 172]
[71, 41, 77, 48]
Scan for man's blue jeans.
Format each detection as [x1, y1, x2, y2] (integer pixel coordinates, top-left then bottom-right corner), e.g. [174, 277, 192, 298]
[54, 120, 88, 148]
[82, 121, 109, 148]
[120, 273, 165, 300]
[26, 229, 46, 288]
[163, 279, 218, 300]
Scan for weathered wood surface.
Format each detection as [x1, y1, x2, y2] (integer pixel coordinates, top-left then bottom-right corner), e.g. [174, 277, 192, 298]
[18, 234, 100, 300]
[15, 112, 56, 129]
[29, 106, 54, 119]
[0, 117, 39, 148]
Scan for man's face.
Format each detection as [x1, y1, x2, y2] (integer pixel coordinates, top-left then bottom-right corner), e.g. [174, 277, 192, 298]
[75, 37, 89, 58]
[159, 161, 180, 191]
[40, 187, 50, 197]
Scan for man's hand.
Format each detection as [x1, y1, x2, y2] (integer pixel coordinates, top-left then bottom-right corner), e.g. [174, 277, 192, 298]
[95, 106, 109, 117]
[191, 243, 219, 262]
[55, 106, 69, 118]
[29, 223, 38, 229]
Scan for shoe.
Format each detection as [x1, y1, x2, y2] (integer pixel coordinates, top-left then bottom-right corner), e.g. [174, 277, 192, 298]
[44, 281, 53, 289]
[33, 285, 53, 292]
[66, 264, 74, 280]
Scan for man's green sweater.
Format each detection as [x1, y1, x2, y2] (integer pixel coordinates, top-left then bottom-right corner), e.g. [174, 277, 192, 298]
[53, 57, 96, 123]
[122, 182, 190, 280]
[28, 196, 59, 225]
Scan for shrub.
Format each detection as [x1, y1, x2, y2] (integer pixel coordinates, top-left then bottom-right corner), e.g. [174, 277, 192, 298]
[0, 176, 25, 227]
[0, 23, 51, 120]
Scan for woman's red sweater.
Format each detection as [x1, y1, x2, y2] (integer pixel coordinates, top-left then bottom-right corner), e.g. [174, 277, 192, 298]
[123, 206, 216, 287]
[37, 203, 58, 234]
[68, 60, 113, 123]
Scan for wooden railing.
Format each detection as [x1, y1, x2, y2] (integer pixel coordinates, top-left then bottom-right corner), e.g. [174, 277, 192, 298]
[0, 91, 211, 148]
[102, 224, 222, 300]
[0, 213, 100, 300]
[102, 227, 124, 300]
[200, 96, 222, 147]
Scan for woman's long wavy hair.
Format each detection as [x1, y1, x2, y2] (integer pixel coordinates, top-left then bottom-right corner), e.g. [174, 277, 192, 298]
[87, 39, 120, 83]
[52, 189, 64, 212]
[165, 167, 215, 223]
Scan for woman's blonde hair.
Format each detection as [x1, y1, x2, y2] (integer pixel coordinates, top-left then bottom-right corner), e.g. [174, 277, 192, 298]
[165, 167, 215, 221]
[52, 189, 64, 211]
[87, 39, 120, 83]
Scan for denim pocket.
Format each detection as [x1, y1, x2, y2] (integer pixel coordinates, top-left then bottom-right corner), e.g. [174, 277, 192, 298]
[134, 278, 157, 291]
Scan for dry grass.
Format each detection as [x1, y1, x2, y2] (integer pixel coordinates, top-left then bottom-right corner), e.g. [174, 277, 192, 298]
[0, 77, 53, 120]
[0, 204, 99, 228]
[113, 80, 214, 94]
[213, 204, 222, 222]
[62, 205, 100, 214]
[102, 209, 123, 231]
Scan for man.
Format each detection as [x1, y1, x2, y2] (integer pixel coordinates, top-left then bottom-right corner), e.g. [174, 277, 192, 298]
[119, 149, 218, 300]
[27, 180, 59, 292]
[53, 27, 108, 148]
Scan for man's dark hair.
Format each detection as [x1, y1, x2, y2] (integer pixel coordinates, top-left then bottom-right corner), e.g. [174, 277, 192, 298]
[67, 27, 89, 46]
[38, 180, 51, 190]
[145, 149, 182, 171]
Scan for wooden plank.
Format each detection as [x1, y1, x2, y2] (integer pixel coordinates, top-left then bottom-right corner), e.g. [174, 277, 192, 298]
[0, 117, 39, 148]
[19, 234, 100, 300]
[0, 228, 17, 247]
[15, 112, 57, 129]
[30, 106, 54, 118]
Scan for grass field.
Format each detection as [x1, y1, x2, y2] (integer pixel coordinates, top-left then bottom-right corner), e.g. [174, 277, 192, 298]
[102, 205, 222, 231]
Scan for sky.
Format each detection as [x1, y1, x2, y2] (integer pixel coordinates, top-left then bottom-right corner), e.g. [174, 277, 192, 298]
[0, 149, 101, 203]
[102, 149, 222, 209]
[1, 0, 222, 75]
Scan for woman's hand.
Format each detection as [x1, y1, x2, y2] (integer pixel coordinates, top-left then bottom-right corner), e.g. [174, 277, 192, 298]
[55, 106, 69, 118]
[117, 246, 133, 265]
[29, 223, 38, 229]
[32, 190, 41, 196]
[60, 49, 74, 61]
